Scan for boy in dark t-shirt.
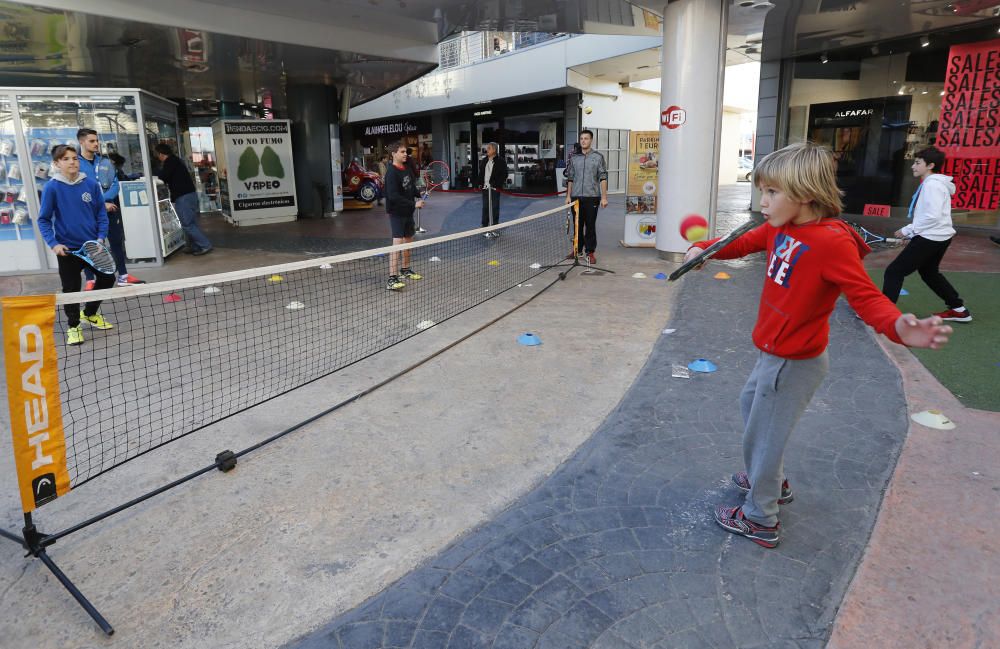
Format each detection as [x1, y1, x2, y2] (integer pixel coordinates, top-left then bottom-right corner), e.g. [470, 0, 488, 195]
[383, 141, 425, 290]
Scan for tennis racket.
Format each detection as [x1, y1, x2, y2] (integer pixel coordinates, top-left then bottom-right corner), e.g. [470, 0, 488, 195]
[668, 219, 758, 281]
[421, 160, 450, 199]
[846, 222, 905, 250]
[71, 240, 116, 275]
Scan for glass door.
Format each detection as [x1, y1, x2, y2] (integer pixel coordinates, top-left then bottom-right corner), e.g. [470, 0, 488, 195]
[449, 121, 471, 188]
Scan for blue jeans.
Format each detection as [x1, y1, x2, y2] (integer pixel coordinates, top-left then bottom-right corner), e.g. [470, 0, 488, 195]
[174, 192, 212, 251]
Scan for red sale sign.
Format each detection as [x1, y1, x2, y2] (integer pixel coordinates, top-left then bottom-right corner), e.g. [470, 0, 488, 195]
[937, 39, 1000, 211]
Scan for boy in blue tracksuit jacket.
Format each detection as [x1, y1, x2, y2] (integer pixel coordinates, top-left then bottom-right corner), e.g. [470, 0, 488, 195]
[37, 144, 116, 346]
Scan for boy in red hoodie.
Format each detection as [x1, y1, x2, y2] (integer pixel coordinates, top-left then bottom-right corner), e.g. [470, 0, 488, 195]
[683, 142, 953, 548]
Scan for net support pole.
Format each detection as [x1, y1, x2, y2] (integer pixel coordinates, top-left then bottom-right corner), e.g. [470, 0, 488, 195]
[20, 513, 114, 636]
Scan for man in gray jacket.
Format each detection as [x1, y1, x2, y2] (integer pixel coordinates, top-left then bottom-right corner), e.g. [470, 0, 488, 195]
[564, 129, 608, 264]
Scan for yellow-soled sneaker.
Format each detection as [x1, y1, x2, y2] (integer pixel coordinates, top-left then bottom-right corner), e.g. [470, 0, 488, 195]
[81, 312, 114, 330]
[400, 268, 423, 280]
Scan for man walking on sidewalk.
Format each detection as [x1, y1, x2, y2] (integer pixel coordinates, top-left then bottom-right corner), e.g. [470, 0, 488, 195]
[154, 143, 213, 255]
[564, 129, 608, 264]
[480, 142, 507, 238]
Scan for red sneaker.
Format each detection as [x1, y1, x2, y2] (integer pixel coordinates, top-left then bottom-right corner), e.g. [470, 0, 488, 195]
[84, 280, 95, 291]
[116, 274, 146, 286]
[587, 252, 596, 265]
[935, 307, 972, 322]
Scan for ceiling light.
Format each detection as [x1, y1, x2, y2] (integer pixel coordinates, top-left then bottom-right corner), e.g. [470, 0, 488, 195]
[870, 45, 880, 56]
[820, 53, 829, 64]
[920, 35, 930, 47]
[753, 1, 775, 8]
[940, 90, 946, 96]
[921, 86, 929, 94]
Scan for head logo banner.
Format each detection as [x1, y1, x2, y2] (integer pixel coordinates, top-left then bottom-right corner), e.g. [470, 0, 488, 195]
[2, 295, 70, 512]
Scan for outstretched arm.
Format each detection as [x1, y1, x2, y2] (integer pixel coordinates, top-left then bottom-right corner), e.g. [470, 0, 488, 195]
[895, 314, 952, 350]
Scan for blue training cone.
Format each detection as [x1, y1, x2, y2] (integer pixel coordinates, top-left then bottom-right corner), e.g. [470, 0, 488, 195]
[688, 358, 717, 373]
[899, 288, 909, 296]
[518, 333, 542, 346]
[654, 272, 667, 280]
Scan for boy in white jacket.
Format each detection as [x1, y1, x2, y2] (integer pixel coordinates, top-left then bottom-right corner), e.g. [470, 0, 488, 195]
[882, 146, 971, 322]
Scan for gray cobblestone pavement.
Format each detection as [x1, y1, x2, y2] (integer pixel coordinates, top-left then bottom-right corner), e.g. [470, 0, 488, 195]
[284, 251, 909, 649]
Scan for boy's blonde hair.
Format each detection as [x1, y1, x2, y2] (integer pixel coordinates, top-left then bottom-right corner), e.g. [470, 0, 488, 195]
[753, 142, 844, 219]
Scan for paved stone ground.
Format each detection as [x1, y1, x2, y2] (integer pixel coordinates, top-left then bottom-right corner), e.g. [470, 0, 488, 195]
[285, 254, 910, 649]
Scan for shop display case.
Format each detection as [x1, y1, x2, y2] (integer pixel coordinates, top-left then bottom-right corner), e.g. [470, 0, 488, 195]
[0, 88, 182, 275]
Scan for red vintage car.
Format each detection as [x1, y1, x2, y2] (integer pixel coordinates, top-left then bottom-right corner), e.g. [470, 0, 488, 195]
[342, 159, 383, 202]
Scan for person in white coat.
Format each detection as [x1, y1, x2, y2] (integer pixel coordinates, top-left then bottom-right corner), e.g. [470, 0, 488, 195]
[882, 146, 971, 322]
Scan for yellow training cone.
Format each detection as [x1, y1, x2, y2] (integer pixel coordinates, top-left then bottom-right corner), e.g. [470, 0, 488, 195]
[268, 275, 284, 282]
[487, 260, 500, 266]
[713, 272, 731, 280]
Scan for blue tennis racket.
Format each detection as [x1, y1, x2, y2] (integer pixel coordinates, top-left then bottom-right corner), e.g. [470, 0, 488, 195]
[71, 240, 116, 275]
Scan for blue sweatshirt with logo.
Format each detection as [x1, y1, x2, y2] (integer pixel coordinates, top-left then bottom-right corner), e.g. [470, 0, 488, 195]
[37, 172, 109, 249]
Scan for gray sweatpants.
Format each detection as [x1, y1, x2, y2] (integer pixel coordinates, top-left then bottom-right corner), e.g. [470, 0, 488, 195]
[740, 350, 829, 526]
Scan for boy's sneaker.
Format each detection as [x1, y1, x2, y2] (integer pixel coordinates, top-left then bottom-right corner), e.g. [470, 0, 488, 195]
[714, 505, 780, 548]
[400, 268, 423, 280]
[732, 472, 794, 504]
[587, 252, 597, 265]
[81, 312, 114, 330]
[84, 280, 95, 291]
[116, 274, 145, 286]
[935, 307, 971, 322]
[386, 275, 405, 291]
[66, 325, 84, 346]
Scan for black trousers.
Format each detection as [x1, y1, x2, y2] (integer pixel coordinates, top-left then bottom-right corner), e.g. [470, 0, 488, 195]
[882, 235, 963, 309]
[575, 197, 600, 254]
[481, 187, 500, 227]
[57, 254, 115, 326]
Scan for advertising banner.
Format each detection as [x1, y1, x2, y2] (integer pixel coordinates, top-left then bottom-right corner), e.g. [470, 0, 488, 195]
[938, 38, 1000, 211]
[539, 122, 557, 159]
[214, 120, 298, 223]
[623, 131, 659, 247]
[2, 295, 71, 513]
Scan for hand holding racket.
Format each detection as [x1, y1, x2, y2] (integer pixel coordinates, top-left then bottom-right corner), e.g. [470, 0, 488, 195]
[668, 219, 757, 281]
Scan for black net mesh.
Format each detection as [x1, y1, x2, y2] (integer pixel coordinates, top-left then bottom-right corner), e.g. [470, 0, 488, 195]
[53, 204, 574, 487]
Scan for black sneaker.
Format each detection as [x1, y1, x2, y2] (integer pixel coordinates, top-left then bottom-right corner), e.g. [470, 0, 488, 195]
[386, 275, 405, 291]
[732, 472, 794, 504]
[714, 505, 780, 548]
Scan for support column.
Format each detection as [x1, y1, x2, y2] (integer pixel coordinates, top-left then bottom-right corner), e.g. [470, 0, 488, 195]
[286, 84, 338, 218]
[656, 0, 728, 258]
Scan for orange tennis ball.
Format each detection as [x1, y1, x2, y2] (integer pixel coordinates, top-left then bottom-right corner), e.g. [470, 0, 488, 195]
[680, 214, 708, 242]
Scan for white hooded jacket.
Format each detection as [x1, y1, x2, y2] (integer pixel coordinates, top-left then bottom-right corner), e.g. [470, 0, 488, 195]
[901, 174, 956, 242]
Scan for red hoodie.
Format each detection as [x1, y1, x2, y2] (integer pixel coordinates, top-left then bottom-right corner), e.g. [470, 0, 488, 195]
[692, 218, 903, 359]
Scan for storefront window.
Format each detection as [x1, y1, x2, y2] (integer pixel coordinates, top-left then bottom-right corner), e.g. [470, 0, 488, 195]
[189, 126, 220, 211]
[0, 95, 42, 271]
[593, 128, 629, 193]
[786, 27, 999, 228]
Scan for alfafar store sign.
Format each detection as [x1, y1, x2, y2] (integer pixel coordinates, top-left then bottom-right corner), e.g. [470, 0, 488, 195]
[213, 119, 298, 225]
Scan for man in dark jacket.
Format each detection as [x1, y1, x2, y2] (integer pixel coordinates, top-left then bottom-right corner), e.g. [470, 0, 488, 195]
[383, 141, 425, 290]
[479, 142, 507, 238]
[154, 143, 213, 255]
